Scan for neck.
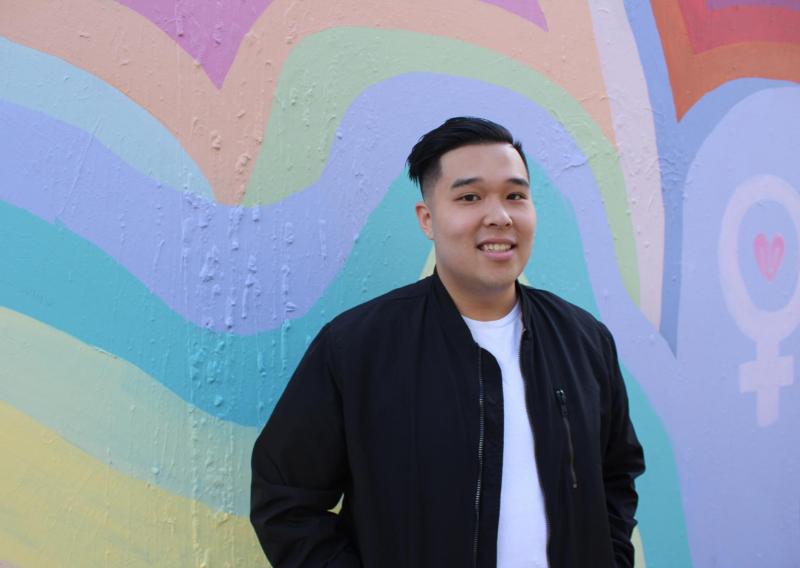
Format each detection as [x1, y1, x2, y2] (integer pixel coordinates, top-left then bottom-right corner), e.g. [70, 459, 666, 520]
[439, 274, 518, 321]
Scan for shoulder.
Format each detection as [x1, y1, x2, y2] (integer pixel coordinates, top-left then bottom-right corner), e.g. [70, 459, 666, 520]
[521, 285, 600, 328]
[520, 285, 614, 351]
[327, 277, 431, 338]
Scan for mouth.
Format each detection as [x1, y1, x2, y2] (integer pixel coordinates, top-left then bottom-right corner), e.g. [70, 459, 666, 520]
[478, 242, 515, 252]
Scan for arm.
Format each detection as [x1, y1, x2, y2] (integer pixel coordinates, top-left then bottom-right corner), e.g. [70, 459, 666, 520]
[250, 325, 361, 567]
[599, 324, 646, 568]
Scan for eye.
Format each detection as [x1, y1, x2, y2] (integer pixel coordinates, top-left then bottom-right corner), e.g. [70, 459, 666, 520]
[457, 194, 480, 202]
[507, 192, 528, 201]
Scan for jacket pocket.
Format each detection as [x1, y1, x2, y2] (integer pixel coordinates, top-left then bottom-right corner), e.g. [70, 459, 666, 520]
[555, 388, 578, 489]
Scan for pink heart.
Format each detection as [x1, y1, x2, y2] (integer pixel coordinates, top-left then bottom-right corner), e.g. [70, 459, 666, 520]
[753, 233, 785, 281]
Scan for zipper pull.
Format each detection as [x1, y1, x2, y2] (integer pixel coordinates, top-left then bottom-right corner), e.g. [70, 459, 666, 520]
[555, 388, 568, 417]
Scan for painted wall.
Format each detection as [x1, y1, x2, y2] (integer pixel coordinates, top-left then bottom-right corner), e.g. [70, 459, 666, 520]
[1, 1, 798, 566]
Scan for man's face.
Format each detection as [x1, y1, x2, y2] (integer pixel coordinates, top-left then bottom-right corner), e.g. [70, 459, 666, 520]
[415, 143, 536, 302]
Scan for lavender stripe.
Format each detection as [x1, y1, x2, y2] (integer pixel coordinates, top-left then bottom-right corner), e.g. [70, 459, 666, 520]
[1, 73, 600, 335]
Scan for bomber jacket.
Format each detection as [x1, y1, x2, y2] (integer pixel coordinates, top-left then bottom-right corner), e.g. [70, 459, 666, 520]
[251, 272, 645, 567]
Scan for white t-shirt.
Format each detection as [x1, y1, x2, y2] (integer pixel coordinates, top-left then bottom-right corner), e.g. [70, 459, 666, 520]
[463, 303, 549, 568]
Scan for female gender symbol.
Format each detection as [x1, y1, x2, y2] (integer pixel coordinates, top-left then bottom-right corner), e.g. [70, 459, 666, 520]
[719, 174, 800, 427]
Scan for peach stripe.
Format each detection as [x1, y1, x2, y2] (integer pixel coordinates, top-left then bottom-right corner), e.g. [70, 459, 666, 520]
[589, 0, 664, 328]
[4, 0, 614, 204]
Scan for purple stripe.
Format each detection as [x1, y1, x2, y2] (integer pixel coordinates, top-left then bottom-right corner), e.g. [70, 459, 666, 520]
[1, 73, 601, 336]
[116, 0, 275, 87]
[479, 0, 548, 29]
[118, 0, 550, 86]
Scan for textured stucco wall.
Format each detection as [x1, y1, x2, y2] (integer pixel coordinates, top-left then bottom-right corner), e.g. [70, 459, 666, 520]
[1, 1, 798, 566]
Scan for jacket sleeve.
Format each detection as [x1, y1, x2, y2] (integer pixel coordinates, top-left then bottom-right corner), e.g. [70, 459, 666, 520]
[599, 323, 646, 568]
[250, 324, 361, 568]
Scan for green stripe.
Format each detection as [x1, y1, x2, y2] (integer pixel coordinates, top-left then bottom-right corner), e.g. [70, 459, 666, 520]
[244, 27, 638, 304]
[0, 307, 256, 516]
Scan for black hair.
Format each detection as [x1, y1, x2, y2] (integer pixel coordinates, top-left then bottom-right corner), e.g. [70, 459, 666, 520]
[406, 116, 529, 197]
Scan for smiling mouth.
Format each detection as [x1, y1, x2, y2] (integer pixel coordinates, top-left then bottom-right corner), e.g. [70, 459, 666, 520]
[479, 243, 514, 252]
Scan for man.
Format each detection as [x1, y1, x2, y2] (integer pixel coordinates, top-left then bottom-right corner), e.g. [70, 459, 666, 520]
[251, 117, 645, 567]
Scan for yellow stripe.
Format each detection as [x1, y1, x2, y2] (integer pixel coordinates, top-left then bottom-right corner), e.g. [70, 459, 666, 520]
[633, 526, 647, 568]
[0, 307, 257, 516]
[420, 245, 437, 279]
[0, 402, 266, 567]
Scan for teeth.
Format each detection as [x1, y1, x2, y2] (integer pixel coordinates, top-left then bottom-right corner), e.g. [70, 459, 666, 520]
[481, 243, 512, 252]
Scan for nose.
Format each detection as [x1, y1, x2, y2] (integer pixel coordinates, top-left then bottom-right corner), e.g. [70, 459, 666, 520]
[484, 199, 512, 227]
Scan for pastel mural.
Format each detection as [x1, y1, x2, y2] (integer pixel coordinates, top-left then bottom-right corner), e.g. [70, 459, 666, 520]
[1, 0, 798, 566]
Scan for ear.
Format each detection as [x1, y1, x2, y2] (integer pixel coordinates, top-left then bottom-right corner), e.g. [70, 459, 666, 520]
[415, 200, 434, 240]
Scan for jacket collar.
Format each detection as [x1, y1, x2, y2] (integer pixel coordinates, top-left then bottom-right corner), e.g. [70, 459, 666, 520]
[429, 269, 533, 338]
[429, 269, 477, 348]
[515, 279, 535, 334]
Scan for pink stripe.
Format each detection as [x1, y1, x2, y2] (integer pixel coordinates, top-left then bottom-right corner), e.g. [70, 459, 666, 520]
[706, 0, 800, 9]
[480, 0, 548, 30]
[116, 0, 275, 87]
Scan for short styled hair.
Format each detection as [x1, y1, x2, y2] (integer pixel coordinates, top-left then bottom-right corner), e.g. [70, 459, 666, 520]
[406, 116, 529, 196]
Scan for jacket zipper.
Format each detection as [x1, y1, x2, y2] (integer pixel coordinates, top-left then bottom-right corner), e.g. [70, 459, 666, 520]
[473, 346, 485, 568]
[555, 388, 578, 489]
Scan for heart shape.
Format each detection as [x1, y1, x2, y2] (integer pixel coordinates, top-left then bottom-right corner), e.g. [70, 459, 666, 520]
[753, 233, 784, 281]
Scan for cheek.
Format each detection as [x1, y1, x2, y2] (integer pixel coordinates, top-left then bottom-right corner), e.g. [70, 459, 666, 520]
[434, 213, 477, 241]
[520, 208, 537, 237]
[528, 217, 537, 239]
[432, 225, 477, 263]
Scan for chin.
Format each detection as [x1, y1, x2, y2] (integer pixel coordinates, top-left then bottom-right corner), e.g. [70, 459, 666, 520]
[477, 275, 519, 293]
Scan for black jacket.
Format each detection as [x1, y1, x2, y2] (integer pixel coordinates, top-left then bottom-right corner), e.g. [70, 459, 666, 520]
[251, 273, 645, 567]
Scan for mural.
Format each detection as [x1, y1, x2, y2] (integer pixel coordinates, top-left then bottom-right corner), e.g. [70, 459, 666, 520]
[1, 0, 798, 565]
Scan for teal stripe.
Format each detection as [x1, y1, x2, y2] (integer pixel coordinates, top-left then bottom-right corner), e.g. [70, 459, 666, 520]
[0, 160, 612, 425]
[625, 367, 693, 567]
[524, 164, 599, 316]
[0, 172, 428, 426]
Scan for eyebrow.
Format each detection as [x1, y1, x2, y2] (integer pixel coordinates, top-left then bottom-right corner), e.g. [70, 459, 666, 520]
[450, 176, 530, 189]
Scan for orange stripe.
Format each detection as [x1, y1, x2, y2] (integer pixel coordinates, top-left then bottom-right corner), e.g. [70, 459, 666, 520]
[652, 0, 800, 118]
